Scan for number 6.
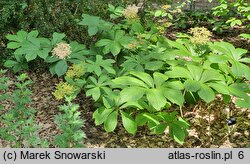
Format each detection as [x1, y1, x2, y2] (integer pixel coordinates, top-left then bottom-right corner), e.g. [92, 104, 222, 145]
[238, 151, 244, 159]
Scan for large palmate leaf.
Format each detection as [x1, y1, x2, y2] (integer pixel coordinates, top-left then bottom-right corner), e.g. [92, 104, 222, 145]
[166, 65, 225, 103]
[7, 30, 52, 62]
[187, 64, 203, 81]
[78, 13, 114, 36]
[184, 79, 201, 92]
[51, 32, 65, 46]
[167, 39, 192, 56]
[209, 42, 247, 61]
[113, 71, 184, 110]
[153, 72, 169, 88]
[96, 30, 133, 56]
[68, 41, 89, 62]
[135, 111, 189, 144]
[163, 88, 184, 106]
[209, 42, 250, 80]
[78, 14, 101, 36]
[231, 61, 250, 80]
[200, 69, 225, 83]
[93, 92, 139, 134]
[112, 76, 149, 88]
[86, 55, 116, 76]
[130, 71, 154, 88]
[168, 113, 190, 145]
[6, 30, 28, 43]
[165, 66, 193, 79]
[86, 75, 112, 101]
[121, 53, 164, 72]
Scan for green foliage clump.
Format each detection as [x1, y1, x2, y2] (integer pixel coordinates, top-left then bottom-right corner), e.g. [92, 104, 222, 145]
[5, 30, 89, 76]
[75, 6, 249, 144]
[3, 2, 250, 146]
[0, 0, 143, 66]
[211, 0, 250, 32]
[0, 70, 9, 111]
[0, 73, 48, 147]
[54, 96, 86, 148]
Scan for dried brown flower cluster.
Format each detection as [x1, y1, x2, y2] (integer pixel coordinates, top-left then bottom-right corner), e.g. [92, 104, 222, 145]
[51, 43, 71, 59]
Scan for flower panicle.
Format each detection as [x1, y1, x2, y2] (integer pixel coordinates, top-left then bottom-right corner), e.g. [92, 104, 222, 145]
[53, 82, 76, 100]
[161, 5, 171, 10]
[123, 4, 140, 20]
[52, 43, 72, 59]
[189, 27, 212, 45]
[66, 63, 85, 79]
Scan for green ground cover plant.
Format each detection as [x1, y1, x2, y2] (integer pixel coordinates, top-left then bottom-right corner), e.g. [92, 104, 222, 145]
[5, 31, 89, 76]
[211, 0, 250, 32]
[54, 96, 86, 148]
[0, 73, 48, 147]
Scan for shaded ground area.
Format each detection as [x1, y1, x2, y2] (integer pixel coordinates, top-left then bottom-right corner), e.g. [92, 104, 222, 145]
[1, 71, 249, 148]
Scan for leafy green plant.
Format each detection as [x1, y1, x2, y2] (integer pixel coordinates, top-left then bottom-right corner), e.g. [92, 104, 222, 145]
[93, 93, 130, 133]
[49, 4, 250, 145]
[209, 41, 250, 80]
[78, 14, 113, 36]
[91, 71, 189, 144]
[240, 33, 250, 39]
[166, 64, 225, 103]
[211, 0, 250, 32]
[113, 71, 184, 110]
[208, 41, 250, 107]
[6, 30, 51, 62]
[54, 96, 85, 148]
[0, 73, 48, 147]
[75, 5, 249, 145]
[93, 92, 189, 144]
[95, 30, 134, 56]
[121, 51, 165, 72]
[46, 40, 89, 77]
[86, 75, 113, 101]
[5, 30, 89, 76]
[107, 4, 124, 19]
[0, 69, 9, 111]
[136, 111, 189, 144]
[85, 55, 116, 76]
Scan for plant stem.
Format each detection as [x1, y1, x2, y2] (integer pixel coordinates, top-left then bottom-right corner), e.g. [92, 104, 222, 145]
[180, 106, 183, 117]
